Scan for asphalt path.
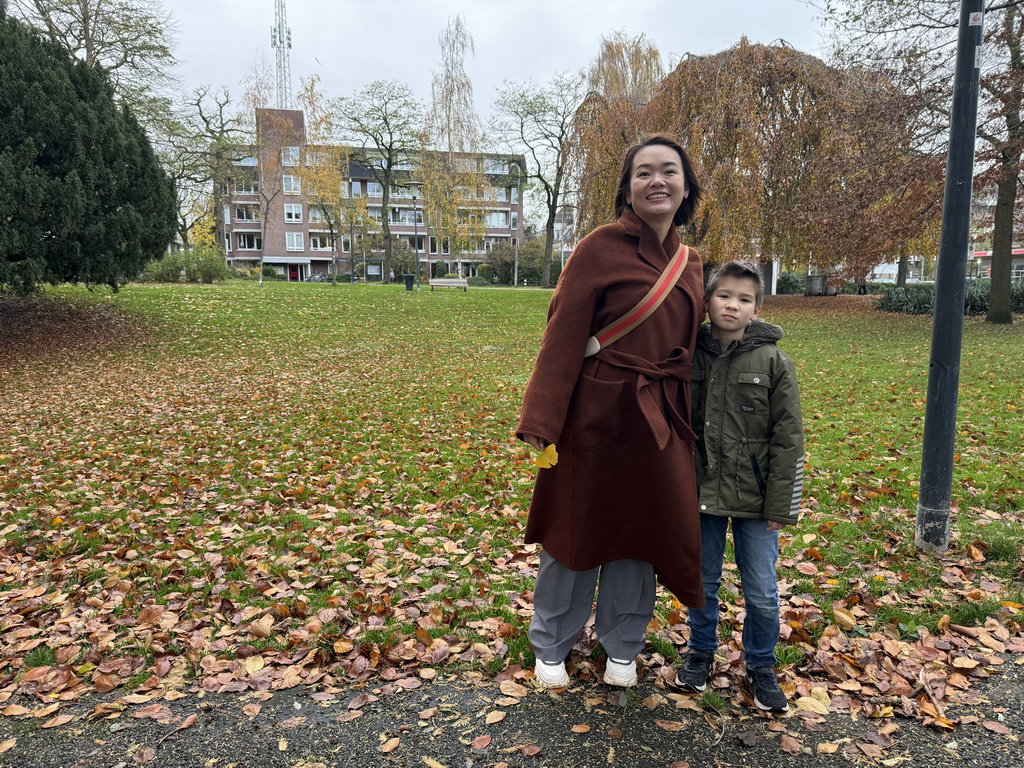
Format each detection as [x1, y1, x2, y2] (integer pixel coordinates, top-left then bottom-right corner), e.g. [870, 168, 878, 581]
[1, 656, 1021, 768]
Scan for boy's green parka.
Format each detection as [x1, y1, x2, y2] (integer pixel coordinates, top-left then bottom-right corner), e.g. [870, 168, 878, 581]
[691, 319, 804, 526]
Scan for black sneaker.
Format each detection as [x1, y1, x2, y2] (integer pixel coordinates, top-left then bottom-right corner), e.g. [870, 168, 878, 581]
[674, 649, 714, 692]
[748, 666, 789, 712]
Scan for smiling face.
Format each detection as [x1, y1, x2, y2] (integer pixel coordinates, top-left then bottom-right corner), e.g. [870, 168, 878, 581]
[706, 275, 760, 344]
[625, 144, 688, 234]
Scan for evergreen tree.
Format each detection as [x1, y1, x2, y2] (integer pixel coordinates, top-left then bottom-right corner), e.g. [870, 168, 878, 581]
[0, 10, 175, 293]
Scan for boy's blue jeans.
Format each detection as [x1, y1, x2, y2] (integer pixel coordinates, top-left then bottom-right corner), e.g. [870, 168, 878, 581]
[687, 514, 780, 669]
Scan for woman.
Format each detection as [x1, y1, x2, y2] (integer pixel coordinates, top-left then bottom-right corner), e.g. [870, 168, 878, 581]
[517, 134, 705, 689]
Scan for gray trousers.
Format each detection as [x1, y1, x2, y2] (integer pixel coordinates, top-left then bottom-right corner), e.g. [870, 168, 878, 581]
[529, 550, 656, 662]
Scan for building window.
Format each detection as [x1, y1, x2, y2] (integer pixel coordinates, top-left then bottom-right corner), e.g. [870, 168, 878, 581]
[284, 203, 302, 223]
[485, 211, 509, 228]
[309, 233, 334, 251]
[494, 187, 507, 202]
[351, 181, 362, 197]
[341, 235, 351, 253]
[235, 179, 258, 195]
[235, 205, 259, 222]
[283, 175, 301, 195]
[485, 158, 509, 174]
[224, 234, 232, 252]
[368, 207, 382, 221]
[286, 232, 303, 251]
[282, 146, 300, 166]
[511, 187, 519, 204]
[367, 182, 384, 198]
[234, 155, 258, 167]
[308, 208, 325, 224]
[237, 233, 262, 250]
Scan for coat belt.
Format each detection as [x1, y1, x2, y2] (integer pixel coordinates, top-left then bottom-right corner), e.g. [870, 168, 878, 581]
[589, 346, 697, 449]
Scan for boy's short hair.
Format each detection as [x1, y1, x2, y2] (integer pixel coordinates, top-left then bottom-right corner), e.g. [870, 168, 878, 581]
[705, 260, 765, 309]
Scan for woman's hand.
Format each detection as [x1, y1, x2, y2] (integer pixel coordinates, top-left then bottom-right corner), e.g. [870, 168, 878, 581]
[766, 520, 787, 532]
[522, 434, 547, 451]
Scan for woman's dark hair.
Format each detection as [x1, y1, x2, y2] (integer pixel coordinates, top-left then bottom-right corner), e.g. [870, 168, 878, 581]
[613, 133, 704, 227]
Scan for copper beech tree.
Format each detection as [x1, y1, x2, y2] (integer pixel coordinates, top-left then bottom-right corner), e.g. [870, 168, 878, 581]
[571, 39, 943, 284]
[816, 0, 1024, 323]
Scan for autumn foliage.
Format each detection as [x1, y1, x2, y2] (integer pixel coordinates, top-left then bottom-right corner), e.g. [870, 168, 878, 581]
[572, 39, 944, 280]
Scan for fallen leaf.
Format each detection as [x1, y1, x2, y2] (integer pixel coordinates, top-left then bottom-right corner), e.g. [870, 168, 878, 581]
[498, 680, 529, 698]
[833, 607, 857, 631]
[654, 719, 688, 732]
[470, 734, 492, 749]
[132, 746, 156, 764]
[278, 716, 307, 729]
[779, 734, 803, 755]
[485, 710, 506, 725]
[520, 744, 541, 756]
[40, 714, 74, 728]
[983, 721, 1014, 737]
[571, 724, 591, 733]
[243, 704, 262, 718]
[817, 742, 840, 754]
[0, 739, 15, 754]
[796, 696, 830, 715]
[382, 737, 400, 753]
[249, 615, 275, 639]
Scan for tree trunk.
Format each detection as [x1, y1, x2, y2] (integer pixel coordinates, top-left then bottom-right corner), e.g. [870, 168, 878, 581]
[987, 172, 1016, 324]
[897, 252, 908, 288]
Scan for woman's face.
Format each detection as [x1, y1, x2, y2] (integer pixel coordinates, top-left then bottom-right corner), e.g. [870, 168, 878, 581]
[626, 144, 688, 227]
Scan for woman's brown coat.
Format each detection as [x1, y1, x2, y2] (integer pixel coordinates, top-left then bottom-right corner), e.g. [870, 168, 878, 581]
[517, 211, 704, 606]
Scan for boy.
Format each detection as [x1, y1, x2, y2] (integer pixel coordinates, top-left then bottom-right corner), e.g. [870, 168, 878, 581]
[675, 261, 804, 713]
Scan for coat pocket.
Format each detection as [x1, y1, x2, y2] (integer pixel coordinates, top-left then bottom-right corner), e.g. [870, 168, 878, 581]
[735, 438, 770, 509]
[734, 371, 771, 416]
[568, 374, 628, 451]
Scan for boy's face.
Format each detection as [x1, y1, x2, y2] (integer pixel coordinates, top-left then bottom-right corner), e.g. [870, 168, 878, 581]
[706, 275, 759, 335]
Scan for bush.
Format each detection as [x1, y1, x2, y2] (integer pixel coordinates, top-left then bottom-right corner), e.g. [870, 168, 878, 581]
[478, 264, 495, 283]
[262, 264, 279, 278]
[186, 245, 229, 284]
[875, 279, 1024, 315]
[141, 251, 185, 283]
[776, 272, 804, 295]
[467, 276, 490, 287]
[140, 246, 228, 284]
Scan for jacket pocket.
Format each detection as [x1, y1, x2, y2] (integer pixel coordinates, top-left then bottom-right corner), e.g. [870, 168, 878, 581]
[734, 371, 771, 417]
[568, 374, 628, 451]
[735, 438, 770, 510]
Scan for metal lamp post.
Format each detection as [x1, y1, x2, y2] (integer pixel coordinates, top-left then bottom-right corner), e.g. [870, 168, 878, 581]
[509, 161, 521, 287]
[406, 180, 422, 290]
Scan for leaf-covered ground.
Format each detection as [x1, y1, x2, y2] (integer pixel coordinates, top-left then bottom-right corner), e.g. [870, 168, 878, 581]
[0, 285, 1022, 745]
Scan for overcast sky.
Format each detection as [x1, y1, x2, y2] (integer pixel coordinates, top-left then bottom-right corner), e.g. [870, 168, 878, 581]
[169, 0, 829, 120]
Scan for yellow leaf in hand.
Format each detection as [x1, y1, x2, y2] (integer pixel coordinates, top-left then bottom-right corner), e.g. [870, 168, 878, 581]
[535, 444, 559, 469]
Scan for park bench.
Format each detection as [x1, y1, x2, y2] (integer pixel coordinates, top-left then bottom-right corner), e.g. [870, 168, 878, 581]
[429, 277, 468, 292]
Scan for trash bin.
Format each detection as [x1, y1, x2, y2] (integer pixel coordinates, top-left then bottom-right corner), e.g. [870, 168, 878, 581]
[805, 275, 824, 296]
[403, 274, 415, 291]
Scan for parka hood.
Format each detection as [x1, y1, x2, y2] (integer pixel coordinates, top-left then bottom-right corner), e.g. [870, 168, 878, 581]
[697, 318, 784, 355]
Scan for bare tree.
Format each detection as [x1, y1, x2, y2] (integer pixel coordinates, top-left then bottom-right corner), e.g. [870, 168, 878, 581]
[10, 0, 177, 122]
[492, 72, 587, 287]
[334, 81, 423, 283]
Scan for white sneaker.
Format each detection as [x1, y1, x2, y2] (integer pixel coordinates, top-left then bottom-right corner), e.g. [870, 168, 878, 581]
[533, 659, 570, 688]
[603, 657, 637, 687]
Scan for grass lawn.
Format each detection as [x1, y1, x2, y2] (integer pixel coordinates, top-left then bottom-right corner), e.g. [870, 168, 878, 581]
[0, 283, 1022, 718]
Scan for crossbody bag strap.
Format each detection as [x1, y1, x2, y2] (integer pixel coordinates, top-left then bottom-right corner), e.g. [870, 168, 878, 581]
[584, 244, 690, 357]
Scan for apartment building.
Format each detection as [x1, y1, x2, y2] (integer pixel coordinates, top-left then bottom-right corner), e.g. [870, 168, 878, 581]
[218, 108, 525, 282]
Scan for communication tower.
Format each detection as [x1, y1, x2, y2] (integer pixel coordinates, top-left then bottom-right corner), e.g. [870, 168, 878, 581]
[271, 0, 293, 109]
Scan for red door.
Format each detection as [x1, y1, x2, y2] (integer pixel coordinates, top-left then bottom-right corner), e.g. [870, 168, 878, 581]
[289, 265, 299, 281]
